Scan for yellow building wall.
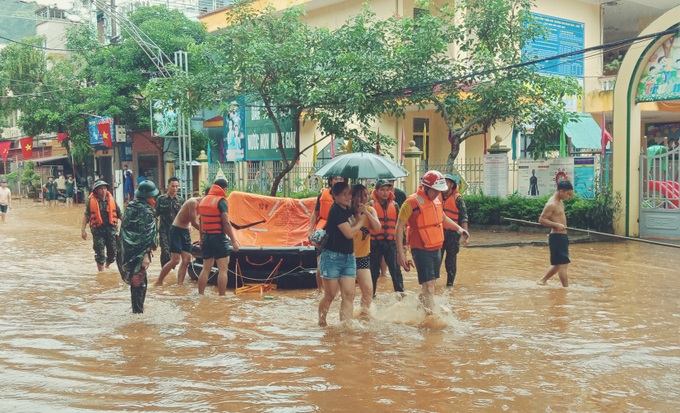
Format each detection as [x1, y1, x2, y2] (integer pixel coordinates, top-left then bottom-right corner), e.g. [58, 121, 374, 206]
[199, 0, 603, 170]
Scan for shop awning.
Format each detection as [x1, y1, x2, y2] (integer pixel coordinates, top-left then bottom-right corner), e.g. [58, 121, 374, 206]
[32, 154, 68, 164]
[564, 114, 603, 150]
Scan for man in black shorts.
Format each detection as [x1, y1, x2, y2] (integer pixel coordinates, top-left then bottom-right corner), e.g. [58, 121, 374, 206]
[537, 180, 574, 287]
[197, 178, 240, 295]
[155, 189, 206, 286]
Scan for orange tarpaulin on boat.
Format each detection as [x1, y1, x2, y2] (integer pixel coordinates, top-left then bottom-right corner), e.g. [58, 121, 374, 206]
[227, 191, 317, 247]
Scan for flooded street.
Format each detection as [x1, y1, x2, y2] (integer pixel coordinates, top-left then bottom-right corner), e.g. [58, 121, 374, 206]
[1, 201, 679, 412]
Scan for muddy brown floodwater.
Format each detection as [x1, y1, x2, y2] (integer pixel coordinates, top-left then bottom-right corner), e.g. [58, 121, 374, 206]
[1, 201, 679, 412]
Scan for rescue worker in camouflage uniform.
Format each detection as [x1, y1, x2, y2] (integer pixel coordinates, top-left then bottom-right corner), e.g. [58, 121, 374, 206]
[119, 180, 159, 314]
[81, 180, 121, 272]
[440, 174, 469, 287]
[155, 177, 184, 267]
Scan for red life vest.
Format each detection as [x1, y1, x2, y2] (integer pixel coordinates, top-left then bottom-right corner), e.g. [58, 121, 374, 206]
[405, 188, 445, 250]
[198, 184, 227, 234]
[88, 192, 118, 228]
[442, 191, 461, 223]
[369, 190, 398, 241]
[314, 188, 334, 230]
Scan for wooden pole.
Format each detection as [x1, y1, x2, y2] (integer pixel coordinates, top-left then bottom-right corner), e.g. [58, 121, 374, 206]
[502, 217, 680, 249]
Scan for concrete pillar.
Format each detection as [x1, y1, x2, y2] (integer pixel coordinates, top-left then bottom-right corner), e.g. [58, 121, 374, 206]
[403, 140, 423, 195]
[197, 150, 208, 190]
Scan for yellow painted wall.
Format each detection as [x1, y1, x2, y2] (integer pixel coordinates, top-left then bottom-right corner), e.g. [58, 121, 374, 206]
[199, 0, 603, 169]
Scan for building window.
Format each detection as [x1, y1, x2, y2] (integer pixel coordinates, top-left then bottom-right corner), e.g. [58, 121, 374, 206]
[413, 118, 429, 160]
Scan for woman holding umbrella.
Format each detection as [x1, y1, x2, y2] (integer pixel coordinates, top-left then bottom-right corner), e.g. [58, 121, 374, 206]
[317, 181, 366, 326]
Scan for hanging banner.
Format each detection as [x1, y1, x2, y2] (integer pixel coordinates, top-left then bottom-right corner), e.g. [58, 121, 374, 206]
[88, 116, 115, 146]
[151, 100, 178, 137]
[223, 97, 246, 162]
[573, 157, 595, 199]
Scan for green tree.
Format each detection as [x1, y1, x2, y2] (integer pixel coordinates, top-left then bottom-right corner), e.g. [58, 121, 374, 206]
[0, 7, 207, 169]
[151, 1, 399, 196]
[389, 0, 580, 164]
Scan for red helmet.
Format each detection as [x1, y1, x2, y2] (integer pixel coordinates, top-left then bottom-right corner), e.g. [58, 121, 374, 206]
[421, 170, 448, 191]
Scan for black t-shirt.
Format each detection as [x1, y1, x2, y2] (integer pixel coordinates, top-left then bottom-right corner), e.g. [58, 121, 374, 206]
[324, 202, 354, 254]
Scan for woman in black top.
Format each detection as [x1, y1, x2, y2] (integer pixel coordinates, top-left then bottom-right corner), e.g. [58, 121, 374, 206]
[318, 181, 366, 326]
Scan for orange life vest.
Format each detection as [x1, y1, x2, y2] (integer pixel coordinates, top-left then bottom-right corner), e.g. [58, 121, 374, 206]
[442, 191, 461, 223]
[369, 190, 398, 241]
[88, 192, 118, 228]
[198, 184, 227, 234]
[314, 188, 334, 230]
[405, 188, 445, 250]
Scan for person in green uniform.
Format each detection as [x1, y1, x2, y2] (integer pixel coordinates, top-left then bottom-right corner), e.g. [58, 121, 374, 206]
[155, 177, 184, 267]
[81, 180, 121, 272]
[65, 175, 75, 207]
[119, 180, 159, 314]
[43, 176, 58, 207]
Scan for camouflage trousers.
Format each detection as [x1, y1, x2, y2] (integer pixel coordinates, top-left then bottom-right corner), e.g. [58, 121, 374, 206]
[92, 227, 117, 265]
[441, 230, 461, 286]
[159, 225, 171, 267]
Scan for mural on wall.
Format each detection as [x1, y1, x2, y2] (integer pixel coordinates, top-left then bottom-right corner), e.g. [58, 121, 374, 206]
[637, 36, 680, 102]
[645, 121, 680, 145]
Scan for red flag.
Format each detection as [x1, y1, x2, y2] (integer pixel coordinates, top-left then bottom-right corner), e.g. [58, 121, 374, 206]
[96, 123, 113, 148]
[57, 132, 68, 143]
[20, 137, 33, 159]
[0, 141, 11, 163]
[601, 112, 613, 157]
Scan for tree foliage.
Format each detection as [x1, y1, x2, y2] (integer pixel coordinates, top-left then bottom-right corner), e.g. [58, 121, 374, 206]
[0, 6, 207, 167]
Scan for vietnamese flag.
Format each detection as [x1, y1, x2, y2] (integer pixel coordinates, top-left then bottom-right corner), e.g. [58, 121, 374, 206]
[20, 137, 33, 159]
[0, 141, 11, 163]
[57, 132, 68, 143]
[97, 123, 113, 148]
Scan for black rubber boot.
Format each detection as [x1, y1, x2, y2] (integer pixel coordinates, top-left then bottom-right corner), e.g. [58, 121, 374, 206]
[130, 271, 147, 314]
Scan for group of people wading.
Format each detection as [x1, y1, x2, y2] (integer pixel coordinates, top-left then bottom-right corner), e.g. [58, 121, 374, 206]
[81, 176, 240, 314]
[308, 170, 470, 326]
[80, 169, 476, 323]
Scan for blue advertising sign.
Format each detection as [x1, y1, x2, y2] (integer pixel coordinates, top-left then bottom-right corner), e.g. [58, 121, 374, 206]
[120, 142, 133, 161]
[523, 13, 584, 78]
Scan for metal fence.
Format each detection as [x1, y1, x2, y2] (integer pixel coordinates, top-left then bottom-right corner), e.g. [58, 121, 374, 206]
[206, 154, 612, 197]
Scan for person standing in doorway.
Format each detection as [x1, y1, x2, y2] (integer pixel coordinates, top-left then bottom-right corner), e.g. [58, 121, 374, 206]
[440, 175, 469, 287]
[537, 180, 574, 287]
[0, 179, 11, 223]
[123, 165, 135, 203]
[155, 177, 184, 267]
[396, 171, 468, 313]
[197, 178, 240, 296]
[119, 180, 159, 314]
[81, 180, 121, 272]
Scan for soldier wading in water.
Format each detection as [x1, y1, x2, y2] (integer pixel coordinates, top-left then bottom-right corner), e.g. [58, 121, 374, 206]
[119, 180, 160, 314]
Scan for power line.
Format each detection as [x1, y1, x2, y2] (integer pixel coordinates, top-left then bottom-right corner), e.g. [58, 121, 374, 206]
[0, 35, 108, 52]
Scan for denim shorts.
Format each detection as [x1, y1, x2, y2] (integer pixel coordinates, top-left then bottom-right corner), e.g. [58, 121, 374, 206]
[319, 249, 356, 280]
[411, 248, 442, 284]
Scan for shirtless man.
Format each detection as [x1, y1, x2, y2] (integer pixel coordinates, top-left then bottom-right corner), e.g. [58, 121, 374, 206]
[537, 180, 574, 287]
[155, 190, 205, 286]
